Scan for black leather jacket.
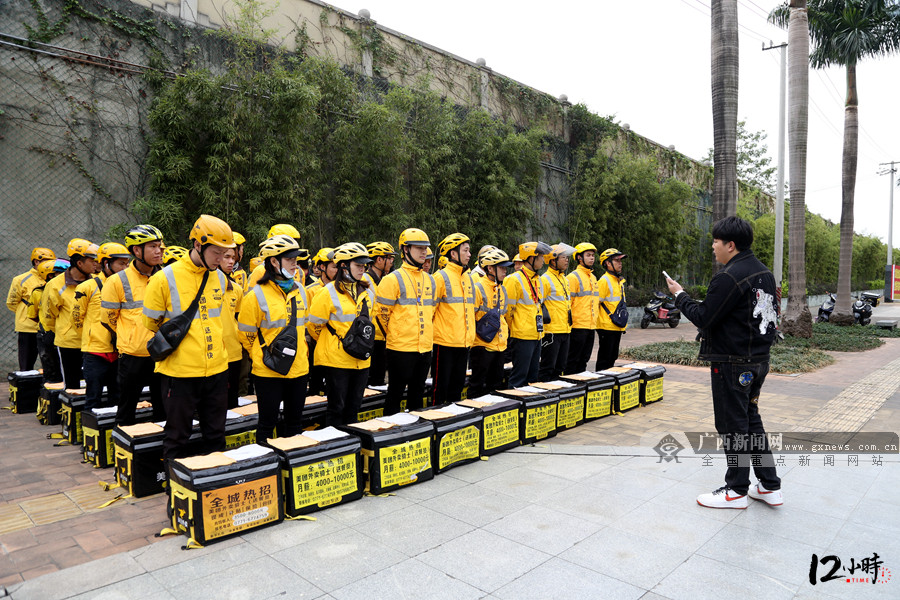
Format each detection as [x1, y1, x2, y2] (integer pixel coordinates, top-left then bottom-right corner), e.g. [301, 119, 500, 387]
[674, 250, 778, 363]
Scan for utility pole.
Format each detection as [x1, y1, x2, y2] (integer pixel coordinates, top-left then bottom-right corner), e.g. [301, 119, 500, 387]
[878, 161, 897, 301]
[763, 41, 787, 292]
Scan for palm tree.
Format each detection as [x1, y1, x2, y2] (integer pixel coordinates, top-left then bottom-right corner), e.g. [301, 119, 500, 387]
[770, 1, 814, 337]
[711, 0, 739, 224]
[774, 1, 900, 325]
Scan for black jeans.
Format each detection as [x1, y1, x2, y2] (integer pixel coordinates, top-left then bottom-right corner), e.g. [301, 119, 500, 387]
[307, 340, 326, 396]
[386, 349, 431, 414]
[566, 328, 594, 374]
[18, 332, 38, 371]
[254, 375, 308, 443]
[116, 354, 163, 425]
[324, 368, 368, 426]
[37, 329, 62, 383]
[58, 347, 83, 390]
[539, 332, 570, 381]
[468, 346, 505, 399]
[227, 360, 242, 409]
[368, 340, 387, 386]
[595, 329, 623, 371]
[82, 353, 118, 411]
[161, 372, 227, 461]
[507, 338, 540, 388]
[710, 361, 781, 495]
[431, 345, 469, 405]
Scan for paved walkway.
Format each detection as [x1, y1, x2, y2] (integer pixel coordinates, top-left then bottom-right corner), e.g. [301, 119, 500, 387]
[2, 304, 899, 599]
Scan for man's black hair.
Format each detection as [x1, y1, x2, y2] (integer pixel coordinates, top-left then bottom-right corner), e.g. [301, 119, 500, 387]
[712, 216, 754, 251]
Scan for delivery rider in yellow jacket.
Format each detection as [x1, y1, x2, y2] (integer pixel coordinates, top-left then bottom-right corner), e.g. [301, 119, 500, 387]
[230, 232, 248, 293]
[596, 248, 628, 370]
[238, 235, 310, 442]
[539, 243, 575, 381]
[143, 215, 235, 460]
[219, 244, 244, 409]
[162, 245, 187, 267]
[374, 228, 436, 414]
[7, 247, 56, 370]
[248, 224, 306, 287]
[104, 225, 166, 424]
[308, 242, 376, 425]
[27, 259, 67, 382]
[431, 233, 476, 405]
[469, 248, 512, 398]
[75, 243, 129, 410]
[305, 247, 335, 396]
[41, 239, 97, 389]
[365, 241, 396, 387]
[503, 241, 551, 388]
[566, 242, 600, 374]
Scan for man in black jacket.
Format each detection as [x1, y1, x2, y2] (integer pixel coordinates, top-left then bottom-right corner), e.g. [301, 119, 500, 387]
[667, 216, 782, 509]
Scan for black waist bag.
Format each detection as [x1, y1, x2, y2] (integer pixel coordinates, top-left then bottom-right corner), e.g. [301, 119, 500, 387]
[259, 297, 298, 376]
[147, 271, 209, 362]
[476, 308, 501, 343]
[602, 298, 630, 328]
[327, 296, 375, 360]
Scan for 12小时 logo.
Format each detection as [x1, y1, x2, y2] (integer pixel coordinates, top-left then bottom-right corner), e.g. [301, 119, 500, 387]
[809, 552, 891, 585]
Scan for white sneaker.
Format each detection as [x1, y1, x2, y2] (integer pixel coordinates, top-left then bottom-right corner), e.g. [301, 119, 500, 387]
[748, 483, 783, 506]
[697, 486, 748, 509]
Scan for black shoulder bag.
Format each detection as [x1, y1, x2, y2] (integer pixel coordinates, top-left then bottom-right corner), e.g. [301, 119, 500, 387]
[258, 296, 298, 376]
[475, 285, 502, 343]
[147, 270, 209, 361]
[601, 276, 629, 328]
[326, 295, 376, 360]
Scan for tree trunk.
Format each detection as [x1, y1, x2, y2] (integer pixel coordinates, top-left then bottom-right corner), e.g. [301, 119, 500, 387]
[782, 0, 812, 338]
[831, 62, 859, 326]
[711, 0, 739, 227]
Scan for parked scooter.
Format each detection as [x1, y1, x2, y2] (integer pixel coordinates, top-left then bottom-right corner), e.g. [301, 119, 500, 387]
[640, 291, 681, 328]
[816, 293, 873, 325]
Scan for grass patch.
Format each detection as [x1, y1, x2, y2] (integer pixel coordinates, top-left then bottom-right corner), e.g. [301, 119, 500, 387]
[782, 322, 890, 352]
[621, 341, 834, 374]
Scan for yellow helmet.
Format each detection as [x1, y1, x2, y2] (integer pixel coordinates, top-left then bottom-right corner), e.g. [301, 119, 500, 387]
[513, 254, 522, 262]
[313, 247, 335, 265]
[545, 243, 576, 261]
[367, 241, 397, 257]
[479, 248, 513, 269]
[85, 244, 100, 259]
[163, 246, 188, 264]
[66, 238, 94, 258]
[517, 241, 552, 260]
[249, 256, 264, 270]
[398, 228, 430, 247]
[36, 259, 58, 280]
[190, 214, 236, 248]
[477, 245, 497, 259]
[438, 233, 470, 257]
[97, 242, 130, 262]
[31, 247, 56, 263]
[124, 224, 164, 249]
[333, 242, 372, 264]
[232, 232, 246, 245]
[259, 235, 301, 260]
[267, 224, 300, 240]
[598, 248, 627, 264]
[436, 256, 447, 269]
[297, 248, 310, 261]
[573, 242, 597, 259]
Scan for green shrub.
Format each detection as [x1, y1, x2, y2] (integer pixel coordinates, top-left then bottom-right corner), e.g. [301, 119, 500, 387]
[620, 340, 834, 373]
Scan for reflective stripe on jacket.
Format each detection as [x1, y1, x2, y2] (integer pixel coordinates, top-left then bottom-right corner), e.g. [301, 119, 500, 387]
[540, 268, 572, 334]
[503, 267, 544, 341]
[101, 263, 154, 357]
[432, 263, 476, 348]
[76, 274, 115, 353]
[362, 273, 385, 342]
[238, 281, 310, 378]
[374, 262, 436, 353]
[142, 256, 230, 377]
[472, 277, 509, 352]
[41, 270, 91, 349]
[7, 269, 42, 333]
[307, 281, 376, 370]
[596, 272, 627, 332]
[568, 266, 599, 330]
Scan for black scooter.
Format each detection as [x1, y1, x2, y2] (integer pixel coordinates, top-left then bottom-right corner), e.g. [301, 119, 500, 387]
[640, 291, 681, 328]
[816, 293, 874, 325]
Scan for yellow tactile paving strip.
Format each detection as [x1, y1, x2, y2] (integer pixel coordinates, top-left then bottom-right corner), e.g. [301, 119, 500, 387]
[2, 483, 127, 534]
[0, 503, 32, 536]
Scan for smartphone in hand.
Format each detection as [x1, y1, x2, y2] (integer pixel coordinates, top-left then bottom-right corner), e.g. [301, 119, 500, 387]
[662, 270, 672, 280]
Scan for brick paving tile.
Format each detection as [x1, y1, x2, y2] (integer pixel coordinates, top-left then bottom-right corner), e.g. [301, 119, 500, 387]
[73, 531, 113, 554]
[19, 564, 58, 581]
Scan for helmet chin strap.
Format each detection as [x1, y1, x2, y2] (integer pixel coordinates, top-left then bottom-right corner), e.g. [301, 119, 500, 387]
[73, 262, 93, 279]
[133, 245, 160, 273]
[197, 244, 216, 271]
[403, 246, 425, 270]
